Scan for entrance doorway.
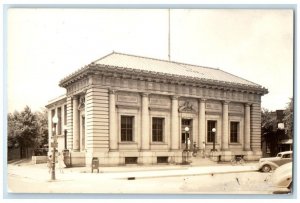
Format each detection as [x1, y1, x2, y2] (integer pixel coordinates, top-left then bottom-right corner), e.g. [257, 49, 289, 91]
[181, 119, 192, 150]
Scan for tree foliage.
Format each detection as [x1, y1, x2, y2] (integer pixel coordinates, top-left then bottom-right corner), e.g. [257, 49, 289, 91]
[261, 108, 276, 135]
[7, 106, 48, 150]
[283, 97, 293, 138]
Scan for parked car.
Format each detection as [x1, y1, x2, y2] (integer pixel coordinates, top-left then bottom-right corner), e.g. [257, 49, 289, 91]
[258, 151, 292, 172]
[271, 162, 293, 194]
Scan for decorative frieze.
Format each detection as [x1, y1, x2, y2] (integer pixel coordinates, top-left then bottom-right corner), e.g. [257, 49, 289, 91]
[149, 96, 170, 108]
[117, 94, 138, 103]
[178, 100, 198, 113]
[229, 102, 244, 113]
[205, 101, 222, 111]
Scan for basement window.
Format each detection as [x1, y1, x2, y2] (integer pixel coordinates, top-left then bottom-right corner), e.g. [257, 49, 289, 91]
[157, 156, 168, 164]
[125, 157, 138, 164]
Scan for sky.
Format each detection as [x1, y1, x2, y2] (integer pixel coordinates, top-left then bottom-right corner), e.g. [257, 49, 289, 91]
[7, 8, 294, 113]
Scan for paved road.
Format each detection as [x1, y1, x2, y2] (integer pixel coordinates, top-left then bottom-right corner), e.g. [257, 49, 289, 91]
[5, 160, 281, 195]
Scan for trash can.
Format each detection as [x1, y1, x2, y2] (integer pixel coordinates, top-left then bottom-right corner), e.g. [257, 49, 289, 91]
[63, 149, 71, 167]
[91, 157, 99, 173]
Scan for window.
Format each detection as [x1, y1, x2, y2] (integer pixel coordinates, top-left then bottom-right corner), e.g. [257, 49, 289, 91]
[152, 117, 164, 142]
[230, 122, 239, 143]
[207, 120, 216, 143]
[64, 105, 67, 125]
[121, 116, 133, 141]
[57, 107, 62, 135]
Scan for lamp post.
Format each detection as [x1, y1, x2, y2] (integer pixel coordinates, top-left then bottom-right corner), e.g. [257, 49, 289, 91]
[212, 128, 217, 152]
[51, 114, 58, 180]
[185, 127, 190, 151]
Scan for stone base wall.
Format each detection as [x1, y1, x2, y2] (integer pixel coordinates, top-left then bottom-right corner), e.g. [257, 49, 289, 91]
[70, 151, 86, 167]
[84, 150, 184, 166]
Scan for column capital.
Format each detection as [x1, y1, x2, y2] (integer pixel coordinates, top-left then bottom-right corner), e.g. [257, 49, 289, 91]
[141, 92, 150, 97]
[109, 89, 117, 94]
[71, 95, 79, 100]
[245, 103, 252, 107]
[199, 98, 206, 103]
[222, 100, 230, 105]
[171, 95, 179, 100]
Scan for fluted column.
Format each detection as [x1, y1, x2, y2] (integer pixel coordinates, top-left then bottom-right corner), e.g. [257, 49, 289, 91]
[222, 101, 229, 150]
[141, 93, 150, 150]
[198, 99, 206, 149]
[171, 96, 179, 150]
[109, 89, 118, 151]
[72, 96, 80, 151]
[244, 103, 251, 151]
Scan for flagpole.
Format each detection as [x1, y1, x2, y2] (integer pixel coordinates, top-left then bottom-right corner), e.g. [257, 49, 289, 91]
[168, 9, 171, 61]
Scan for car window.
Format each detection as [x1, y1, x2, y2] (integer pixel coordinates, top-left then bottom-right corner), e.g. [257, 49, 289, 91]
[277, 153, 282, 157]
[282, 154, 291, 158]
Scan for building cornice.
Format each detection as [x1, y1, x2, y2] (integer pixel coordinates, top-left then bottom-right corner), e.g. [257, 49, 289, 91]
[59, 64, 268, 95]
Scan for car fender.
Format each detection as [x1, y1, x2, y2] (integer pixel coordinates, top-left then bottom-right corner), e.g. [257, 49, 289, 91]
[259, 161, 279, 170]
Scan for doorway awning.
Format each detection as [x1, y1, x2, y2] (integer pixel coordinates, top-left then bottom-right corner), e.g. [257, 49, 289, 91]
[279, 139, 293, 144]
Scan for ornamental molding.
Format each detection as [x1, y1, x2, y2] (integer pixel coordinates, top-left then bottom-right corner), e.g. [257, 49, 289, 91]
[178, 100, 197, 113]
[59, 64, 268, 95]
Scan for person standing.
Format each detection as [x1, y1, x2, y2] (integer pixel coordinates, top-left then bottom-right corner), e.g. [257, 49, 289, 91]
[202, 141, 206, 158]
[47, 155, 52, 174]
[57, 152, 66, 173]
[187, 138, 191, 150]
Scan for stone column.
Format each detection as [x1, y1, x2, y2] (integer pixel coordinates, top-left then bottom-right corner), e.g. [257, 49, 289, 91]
[198, 99, 206, 149]
[72, 96, 80, 151]
[171, 96, 179, 150]
[222, 101, 229, 150]
[109, 89, 117, 151]
[244, 103, 251, 151]
[141, 93, 150, 150]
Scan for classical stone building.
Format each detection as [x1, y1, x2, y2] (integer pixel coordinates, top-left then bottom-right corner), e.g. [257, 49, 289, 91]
[46, 52, 268, 166]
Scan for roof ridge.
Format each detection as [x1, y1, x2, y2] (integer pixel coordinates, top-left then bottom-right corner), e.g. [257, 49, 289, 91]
[111, 51, 220, 71]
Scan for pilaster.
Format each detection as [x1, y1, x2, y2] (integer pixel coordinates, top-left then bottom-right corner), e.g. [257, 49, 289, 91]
[171, 95, 179, 150]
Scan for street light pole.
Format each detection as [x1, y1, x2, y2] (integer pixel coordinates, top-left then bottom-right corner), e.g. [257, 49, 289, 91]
[212, 128, 217, 152]
[185, 127, 190, 151]
[51, 114, 58, 180]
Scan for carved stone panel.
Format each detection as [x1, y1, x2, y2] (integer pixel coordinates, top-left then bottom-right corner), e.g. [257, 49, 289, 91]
[149, 95, 170, 108]
[229, 102, 244, 114]
[117, 92, 139, 104]
[205, 101, 222, 112]
[178, 99, 198, 113]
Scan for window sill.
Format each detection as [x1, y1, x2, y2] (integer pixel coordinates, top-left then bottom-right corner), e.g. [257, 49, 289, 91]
[229, 143, 242, 145]
[151, 142, 167, 145]
[119, 142, 138, 145]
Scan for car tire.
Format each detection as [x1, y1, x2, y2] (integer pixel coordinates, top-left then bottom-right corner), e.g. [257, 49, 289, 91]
[261, 164, 271, 172]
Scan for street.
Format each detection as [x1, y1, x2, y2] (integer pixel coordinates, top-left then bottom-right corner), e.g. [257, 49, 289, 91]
[6, 160, 279, 195]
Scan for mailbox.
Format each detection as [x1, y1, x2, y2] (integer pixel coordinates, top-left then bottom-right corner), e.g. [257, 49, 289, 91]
[91, 157, 99, 173]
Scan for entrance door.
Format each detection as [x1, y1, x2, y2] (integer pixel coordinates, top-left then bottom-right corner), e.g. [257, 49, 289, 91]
[181, 119, 192, 150]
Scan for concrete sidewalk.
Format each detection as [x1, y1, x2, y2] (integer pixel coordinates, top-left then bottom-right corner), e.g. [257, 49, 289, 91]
[7, 158, 260, 182]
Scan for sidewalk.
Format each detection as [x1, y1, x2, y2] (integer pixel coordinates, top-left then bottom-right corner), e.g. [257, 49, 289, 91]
[7, 158, 260, 181]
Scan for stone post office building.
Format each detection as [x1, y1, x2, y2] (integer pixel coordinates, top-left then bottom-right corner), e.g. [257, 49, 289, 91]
[46, 52, 268, 166]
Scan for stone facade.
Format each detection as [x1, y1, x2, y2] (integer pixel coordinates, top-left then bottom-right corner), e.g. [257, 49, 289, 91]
[46, 52, 268, 166]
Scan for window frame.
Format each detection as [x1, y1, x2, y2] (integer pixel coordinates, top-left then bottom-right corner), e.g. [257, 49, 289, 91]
[152, 117, 164, 142]
[120, 115, 134, 142]
[230, 121, 239, 143]
[207, 120, 217, 143]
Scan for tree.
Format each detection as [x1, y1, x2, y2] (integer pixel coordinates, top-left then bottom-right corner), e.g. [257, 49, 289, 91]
[261, 108, 276, 135]
[7, 106, 48, 158]
[34, 108, 49, 148]
[261, 108, 277, 156]
[283, 97, 293, 139]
